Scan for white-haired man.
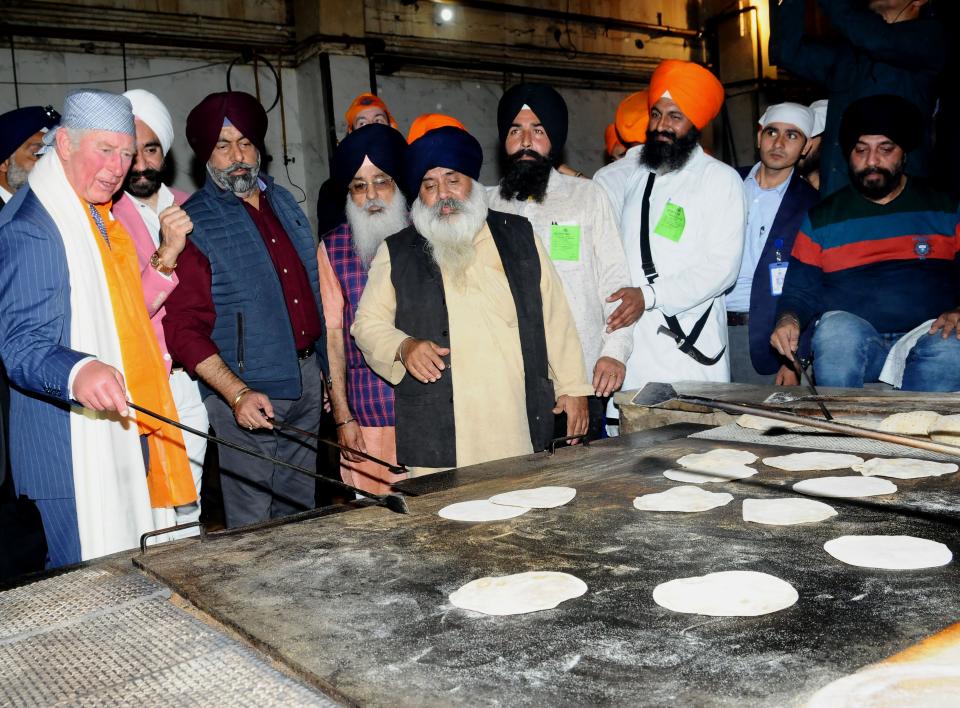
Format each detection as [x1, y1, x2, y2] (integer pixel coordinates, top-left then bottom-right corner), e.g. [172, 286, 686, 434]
[0, 89, 196, 568]
[113, 88, 207, 535]
[317, 124, 409, 494]
[352, 126, 592, 474]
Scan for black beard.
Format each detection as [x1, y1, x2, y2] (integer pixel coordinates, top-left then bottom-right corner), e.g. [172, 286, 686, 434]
[499, 149, 553, 203]
[640, 127, 701, 173]
[125, 168, 164, 199]
[850, 162, 904, 200]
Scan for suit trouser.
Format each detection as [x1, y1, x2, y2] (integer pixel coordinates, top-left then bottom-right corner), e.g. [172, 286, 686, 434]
[205, 354, 322, 529]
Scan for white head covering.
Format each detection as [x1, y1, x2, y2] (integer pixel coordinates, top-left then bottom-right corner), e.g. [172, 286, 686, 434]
[41, 89, 135, 152]
[809, 99, 828, 137]
[758, 102, 815, 138]
[123, 89, 174, 155]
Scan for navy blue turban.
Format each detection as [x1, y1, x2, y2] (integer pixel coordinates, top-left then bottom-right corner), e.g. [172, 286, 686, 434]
[403, 126, 483, 195]
[0, 105, 60, 163]
[497, 82, 568, 157]
[331, 123, 407, 193]
[839, 94, 924, 159]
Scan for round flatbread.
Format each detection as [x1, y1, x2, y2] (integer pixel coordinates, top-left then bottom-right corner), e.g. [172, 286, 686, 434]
[824, 535, 952, 570]
[653, 570, 798, 617]
[438, 500, 530, 522]
[742, 498, 837, 526]
[489, 486, 576, 509]
[449, 571, 587, 615]
[793, 476, 897, 499]
[853, 457, 958, 480]
[878, 410, 942, 436]
[805, 664, 960, 708]
[678, 448, 759, 468]
[633, 485, 733, 512]
[663, 466, 757, 484]
[762, 451, 864, 472]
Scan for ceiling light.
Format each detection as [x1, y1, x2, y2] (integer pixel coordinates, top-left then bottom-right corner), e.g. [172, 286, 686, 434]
[439, 6, 454, 22]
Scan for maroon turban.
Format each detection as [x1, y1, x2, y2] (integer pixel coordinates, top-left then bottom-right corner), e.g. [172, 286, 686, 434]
[185, 91, 267, 161]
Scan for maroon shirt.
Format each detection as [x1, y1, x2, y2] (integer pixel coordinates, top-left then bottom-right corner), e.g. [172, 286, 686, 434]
[164, 190, 323, 376]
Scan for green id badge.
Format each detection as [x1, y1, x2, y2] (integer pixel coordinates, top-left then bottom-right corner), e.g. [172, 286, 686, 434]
[550, 223, 581, 261]
[654, 202, 685, 242]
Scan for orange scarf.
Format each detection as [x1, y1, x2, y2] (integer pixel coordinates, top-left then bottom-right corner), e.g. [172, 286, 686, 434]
[85, 203, 197, 508]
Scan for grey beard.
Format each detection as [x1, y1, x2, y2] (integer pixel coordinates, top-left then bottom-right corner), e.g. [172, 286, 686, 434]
[410, 179, 488, 289]
[344, 194, 408, 268]
[208, 155, 261, 195]
[6, 159, 29, 192]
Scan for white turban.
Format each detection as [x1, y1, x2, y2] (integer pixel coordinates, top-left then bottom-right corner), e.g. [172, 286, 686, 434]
[123, 89, 174, 155]
[758, 102, 814, 139]
[809, 99, 828, 137]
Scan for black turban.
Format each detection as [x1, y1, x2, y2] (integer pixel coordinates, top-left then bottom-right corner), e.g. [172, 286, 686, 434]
[0, 105, 60, 164]
[497, 82, 568, 156]
[403, 126, 483, 196]
[186, 91, 268, 161]
[839, 94, 924, 159]
[331, 123, 407, 194]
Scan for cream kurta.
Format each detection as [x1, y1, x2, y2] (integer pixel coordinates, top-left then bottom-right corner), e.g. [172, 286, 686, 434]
[351, 222, 593, 474]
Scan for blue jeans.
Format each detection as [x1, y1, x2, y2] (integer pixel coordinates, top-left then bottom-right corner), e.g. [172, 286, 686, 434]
[812, 311, 960, 391]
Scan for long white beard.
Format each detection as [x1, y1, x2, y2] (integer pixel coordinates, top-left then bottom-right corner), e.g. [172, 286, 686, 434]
[345, 194, 408, 268]
[409, 179, 489, 289]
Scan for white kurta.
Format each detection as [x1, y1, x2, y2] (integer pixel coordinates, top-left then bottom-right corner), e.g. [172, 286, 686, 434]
[487, 170, 633, 378]
[594, 145, 746, 414]
[352, 223, 592, 474]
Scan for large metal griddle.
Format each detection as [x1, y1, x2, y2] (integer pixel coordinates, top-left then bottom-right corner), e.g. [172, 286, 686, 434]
[135, 426, 960, 706]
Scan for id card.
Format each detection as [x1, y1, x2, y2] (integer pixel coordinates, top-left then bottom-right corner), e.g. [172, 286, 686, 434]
[550, 223, 581, 261]
[654, 201, 685, 242]
[769, 262, 788, 296]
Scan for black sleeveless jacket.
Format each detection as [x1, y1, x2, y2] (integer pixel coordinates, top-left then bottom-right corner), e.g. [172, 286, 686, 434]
[386, 209, 555, 468]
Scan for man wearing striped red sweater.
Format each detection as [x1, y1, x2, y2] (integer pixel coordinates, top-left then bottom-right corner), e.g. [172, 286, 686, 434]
[771, 94, 960, 391]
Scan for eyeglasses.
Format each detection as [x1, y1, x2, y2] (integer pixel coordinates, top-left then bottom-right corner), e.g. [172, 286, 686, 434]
[349, 176, 394, 195]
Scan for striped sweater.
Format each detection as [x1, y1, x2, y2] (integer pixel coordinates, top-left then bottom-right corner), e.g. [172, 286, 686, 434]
[777, 179, 960, 334]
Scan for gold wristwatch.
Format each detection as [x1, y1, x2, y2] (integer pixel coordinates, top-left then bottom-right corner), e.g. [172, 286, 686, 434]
[150, 249, 177, 275]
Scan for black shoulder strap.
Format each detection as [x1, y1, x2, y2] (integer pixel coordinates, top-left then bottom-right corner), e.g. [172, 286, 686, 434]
[638, 173, 725, 366]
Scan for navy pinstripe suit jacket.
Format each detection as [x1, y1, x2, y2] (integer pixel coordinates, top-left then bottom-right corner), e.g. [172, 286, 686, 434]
[0, 187, 89, 502]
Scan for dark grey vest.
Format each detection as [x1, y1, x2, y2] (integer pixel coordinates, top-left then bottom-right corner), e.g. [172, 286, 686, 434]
[386, 209, 555, 468]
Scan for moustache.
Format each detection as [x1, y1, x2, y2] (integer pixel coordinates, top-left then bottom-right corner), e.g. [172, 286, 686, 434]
[857, 166, 894, 179]
[649, 130, 678, 143]
[510, 148, 548, 161]
[434, 198, 465, 215]
[129, 168, 161, 181]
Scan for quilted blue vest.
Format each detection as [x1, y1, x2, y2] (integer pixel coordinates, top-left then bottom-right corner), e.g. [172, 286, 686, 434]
[184, 175, 328, 400]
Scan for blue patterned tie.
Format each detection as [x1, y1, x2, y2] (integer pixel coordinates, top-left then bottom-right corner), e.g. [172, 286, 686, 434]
[87, 203, 110, 248]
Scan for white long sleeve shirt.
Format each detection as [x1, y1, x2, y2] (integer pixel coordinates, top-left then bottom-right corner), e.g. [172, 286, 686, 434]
[487, 169, 633, 378]
[594, 145, 746, 407]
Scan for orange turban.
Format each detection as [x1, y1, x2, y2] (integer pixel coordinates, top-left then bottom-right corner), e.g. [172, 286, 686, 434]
[614, 90, 649, 144]
[604, 123, 625, 156]
[406, 113, 466, 144]
[648, 60, 724, 130]
[345, 93, 398, 132]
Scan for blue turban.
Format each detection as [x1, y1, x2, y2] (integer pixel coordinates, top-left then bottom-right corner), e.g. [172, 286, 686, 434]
[403, 126, 483, 195]
[0, 105, 60, 163]
[331, 123, 407, 194]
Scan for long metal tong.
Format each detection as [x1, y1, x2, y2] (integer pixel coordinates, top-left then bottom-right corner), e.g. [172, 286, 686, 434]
[126, 401, 410, 514]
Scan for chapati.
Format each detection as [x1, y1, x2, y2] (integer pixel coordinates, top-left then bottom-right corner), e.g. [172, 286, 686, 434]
[878, 410, 942, 435]
[449, 571, 587, 615]
[853, 457, 958, 480]
[793, 476, 897, 499]
[438, 500, 530, 522]
[742, 498, 838, 526]
[653, 570, 798, 617]
[824, 535, 952, 570]
[633, 485, 733, 512]
[663, 466, 757, 484]
[762, 452, 864, 471]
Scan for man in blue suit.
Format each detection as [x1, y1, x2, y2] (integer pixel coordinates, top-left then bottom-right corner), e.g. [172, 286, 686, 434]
[726, 103, 820, 385]
[0, 90, 160, 568]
